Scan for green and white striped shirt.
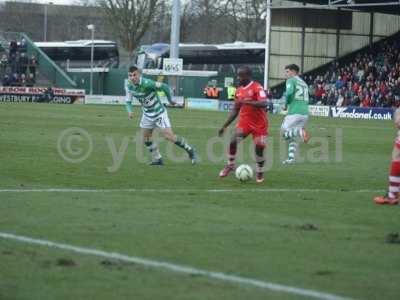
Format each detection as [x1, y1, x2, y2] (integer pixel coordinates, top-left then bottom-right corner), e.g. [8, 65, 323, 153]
[125, 77, 172, 119]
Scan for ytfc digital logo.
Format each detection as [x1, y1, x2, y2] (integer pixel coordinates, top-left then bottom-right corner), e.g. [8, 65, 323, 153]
[56, 127, 344, 173]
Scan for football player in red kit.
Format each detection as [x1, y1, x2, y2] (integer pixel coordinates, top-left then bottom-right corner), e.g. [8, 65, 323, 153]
[218, 66, 268, 183]
[374, 108, 400, 205]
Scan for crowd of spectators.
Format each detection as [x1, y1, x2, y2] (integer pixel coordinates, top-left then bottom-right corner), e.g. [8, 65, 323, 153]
[305, 37, 400, 108]
[0, 38, 39, 87]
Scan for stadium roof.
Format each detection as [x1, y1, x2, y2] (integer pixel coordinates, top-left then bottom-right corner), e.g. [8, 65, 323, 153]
[279, 1, 400, 15]
[35, 40, 117, 47]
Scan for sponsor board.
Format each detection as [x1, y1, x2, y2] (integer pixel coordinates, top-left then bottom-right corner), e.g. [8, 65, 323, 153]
[85, 95, 125, 105]
[218, 100, 235, 112]
[330, 106, 393, 120]
[219, 99, 279, 114]
[163, 58, 183, 76]
[309, 105, 330, 117]
[0, 86, 85, 104]
[85, 95, 184, 107]
[186, 98, 219, 111]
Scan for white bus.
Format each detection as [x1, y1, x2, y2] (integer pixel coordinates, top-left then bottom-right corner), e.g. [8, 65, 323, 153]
[35, 40, 119, 69]
[136, 42, 265, 75]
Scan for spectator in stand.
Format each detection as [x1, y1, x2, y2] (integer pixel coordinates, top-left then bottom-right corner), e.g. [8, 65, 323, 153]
[18, 52, 29, 75]
[29, 55, 38, 78]
[361, 92, 371, 107]
[10, 73, 20, 86]
[19, 38, 27, 53]
[393, 79, 400, 101]
[314, 83, 325, 104]
[26, 73, 35, 87]
[328, 90, 337, 106]
[336, 90, 345, 107]
[20, 73, 27, 86]
[0, 54, 8, 76]
[2, 74, 10, 86]
[9, 51, 17, 74]
[9, 40, 18, 56]
[321, 93, 328, 105]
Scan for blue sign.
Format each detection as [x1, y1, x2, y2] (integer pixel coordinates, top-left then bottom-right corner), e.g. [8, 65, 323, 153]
[330, 106, 393, 120]
[186, 98, 219, 111]
[218, 100, 235, 112]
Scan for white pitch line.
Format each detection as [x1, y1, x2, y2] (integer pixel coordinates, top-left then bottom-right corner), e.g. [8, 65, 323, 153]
[0, 232, 354, 300]
[0, 188, 383, 193]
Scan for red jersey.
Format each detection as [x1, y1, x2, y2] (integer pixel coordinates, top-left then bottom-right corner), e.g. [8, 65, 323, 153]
[235, 81, 268, 135]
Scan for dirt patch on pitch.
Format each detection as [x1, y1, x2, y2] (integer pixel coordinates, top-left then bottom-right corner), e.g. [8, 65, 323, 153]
[385, 232, 400, 244]
[314, 270, 334, 276]
[100, 259, 137, 270]
[56, 258, 77, 267]
[299, 223, 319, 231]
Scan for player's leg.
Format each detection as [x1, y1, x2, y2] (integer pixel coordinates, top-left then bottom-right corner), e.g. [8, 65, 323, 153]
[162, 127, 197, 164]
[158, 112, 197, 164]
[253, 135, 266, 183]
[141, 115, 163, 165]
[219, 128, 247, 177]
[374, 139, 400, 205]
[281, 115, 297, 164]
[281, 115, 310, 143]
[281, 115, 308, 164]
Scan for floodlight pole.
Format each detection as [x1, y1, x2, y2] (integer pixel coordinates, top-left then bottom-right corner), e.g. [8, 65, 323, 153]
[44, 4, 47, 41]
[169, 0, 181, 95]
[43, 3, 53, 41]
[264, 0, 271, 90]
[170, 0, 180, 60]
[87, 24, 95, 95]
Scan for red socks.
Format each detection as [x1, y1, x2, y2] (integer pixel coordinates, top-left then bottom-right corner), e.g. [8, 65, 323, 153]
[228, 142, 237, 165]
[388, 161, 400, 199]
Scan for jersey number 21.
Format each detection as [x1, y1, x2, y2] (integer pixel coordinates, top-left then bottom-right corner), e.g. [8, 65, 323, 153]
[295, 85, 309, 102]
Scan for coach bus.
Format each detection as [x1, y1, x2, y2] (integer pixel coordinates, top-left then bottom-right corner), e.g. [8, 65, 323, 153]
[136, 42, 265, 76]
[35, 40, 119, 69]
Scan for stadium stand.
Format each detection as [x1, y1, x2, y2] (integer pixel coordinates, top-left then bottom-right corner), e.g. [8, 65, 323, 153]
[0, 32, 77, 89]
[305, 32, 400, 108]
[0, 38, 38, 87]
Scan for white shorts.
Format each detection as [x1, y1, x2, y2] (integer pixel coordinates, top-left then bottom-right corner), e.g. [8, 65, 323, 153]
[140, 111, 171, 129]
[281, 114, 308, 132]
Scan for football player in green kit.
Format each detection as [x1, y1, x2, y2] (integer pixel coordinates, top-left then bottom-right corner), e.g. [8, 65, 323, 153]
[281, 64, 310, 164]
[125, 66, 197, 165]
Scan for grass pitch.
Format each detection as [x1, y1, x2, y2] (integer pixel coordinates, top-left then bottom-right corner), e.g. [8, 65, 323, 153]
[0, 103, 399, 300]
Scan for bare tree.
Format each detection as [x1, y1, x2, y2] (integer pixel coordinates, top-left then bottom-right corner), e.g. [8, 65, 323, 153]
[225, 0, 266, 42]
[96, 0, 160, 59]
[189, 0, 228, 43]
[152, 1, 170, 43]
[180, 1, 197, 42]
[221, 0, 240, 41]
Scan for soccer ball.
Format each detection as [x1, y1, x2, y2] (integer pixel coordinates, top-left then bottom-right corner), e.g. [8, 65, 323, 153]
[235, 164, 254, 182]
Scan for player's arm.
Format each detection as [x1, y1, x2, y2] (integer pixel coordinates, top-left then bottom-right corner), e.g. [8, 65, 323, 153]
[285, 79, 295, 106]
[124, 81, 134, 120]
[155, 81, 176, 106]
[395, 107, 400, 129]
[218, 102, 240, 137]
